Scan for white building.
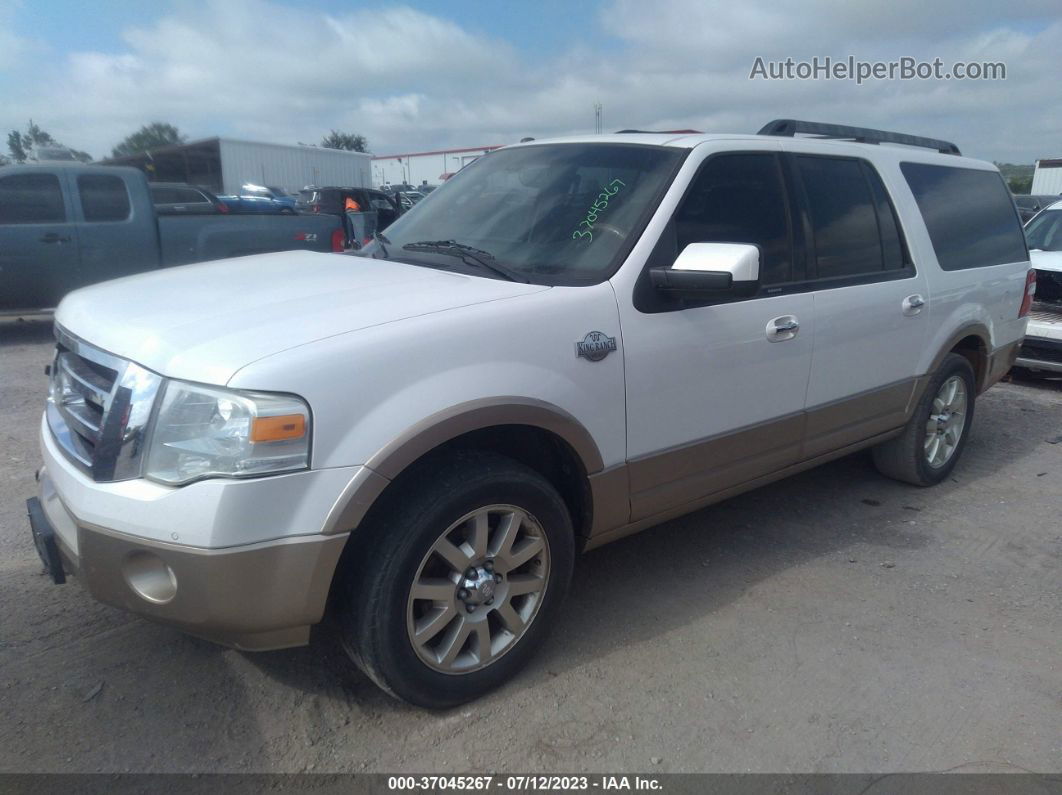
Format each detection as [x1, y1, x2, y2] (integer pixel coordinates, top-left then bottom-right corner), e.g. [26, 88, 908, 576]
[102, 137, 372, 194]
[1031, 158, 1062, 195]
[371, 145, 502, 189]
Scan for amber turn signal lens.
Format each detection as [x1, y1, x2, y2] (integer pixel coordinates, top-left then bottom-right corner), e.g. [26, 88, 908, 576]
[250, 414, 306, 442]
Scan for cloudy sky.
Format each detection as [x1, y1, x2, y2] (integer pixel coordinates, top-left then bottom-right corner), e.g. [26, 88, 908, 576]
[1, 0, 1060, 162]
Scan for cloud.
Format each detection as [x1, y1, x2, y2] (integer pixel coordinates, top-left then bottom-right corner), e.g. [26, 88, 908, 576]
[1, 0, 1059, 163]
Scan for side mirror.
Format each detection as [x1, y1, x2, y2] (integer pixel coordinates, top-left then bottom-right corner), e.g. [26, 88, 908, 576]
[649, 243, 760, 298]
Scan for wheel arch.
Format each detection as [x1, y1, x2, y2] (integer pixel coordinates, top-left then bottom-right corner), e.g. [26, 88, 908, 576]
[321, 398, 608, 545]
[927, 324, 991, 393]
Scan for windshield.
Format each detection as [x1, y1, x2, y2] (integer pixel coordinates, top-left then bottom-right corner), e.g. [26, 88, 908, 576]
[1026, 209, 1062, 251]
[360, 143, 684, 284]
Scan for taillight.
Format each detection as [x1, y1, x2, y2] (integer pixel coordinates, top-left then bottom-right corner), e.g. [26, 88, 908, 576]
[312, 204, 320, 213]
[331, 227, 346, 252]
[216, 203, 229, 214]
[1019, 268, 1036, 317]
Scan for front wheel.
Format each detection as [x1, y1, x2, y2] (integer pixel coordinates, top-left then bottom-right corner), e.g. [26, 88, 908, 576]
[338, 452, 575, 708]
[872, 353, 976, 486]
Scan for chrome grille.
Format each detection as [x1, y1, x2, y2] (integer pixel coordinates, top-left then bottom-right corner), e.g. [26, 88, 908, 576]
[47, 327, 163, 482]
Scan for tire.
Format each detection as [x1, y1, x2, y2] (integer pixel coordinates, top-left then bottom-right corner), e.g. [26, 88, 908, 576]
[337, 451, 575, 708]
[872, 353, 976, 486]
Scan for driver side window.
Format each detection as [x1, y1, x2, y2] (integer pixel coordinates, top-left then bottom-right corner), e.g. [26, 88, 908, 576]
[674, 153, 794, 286]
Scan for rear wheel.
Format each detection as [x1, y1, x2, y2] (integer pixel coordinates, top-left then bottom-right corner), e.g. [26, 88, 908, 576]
[338, 452, 574, 708]
[872, 353, 976, 486]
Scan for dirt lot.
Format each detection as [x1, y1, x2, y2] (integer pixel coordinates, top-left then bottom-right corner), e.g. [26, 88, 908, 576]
[1, 316, 1059, 774]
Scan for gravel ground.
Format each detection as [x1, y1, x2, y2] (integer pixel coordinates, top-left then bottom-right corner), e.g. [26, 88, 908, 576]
[1, 316, 1059, 774]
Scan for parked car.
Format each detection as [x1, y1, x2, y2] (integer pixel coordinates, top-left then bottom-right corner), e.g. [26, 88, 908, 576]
[1014, 194, 1060, 224]
[216, 185, 296, 215]
[295, 186, 402, 245]
[395, 190, 425, 210]
[0, 164, 346, 313]
[27, 121, 1031, 709]
[1016, 200, 1062, 375]
[149, 182, 228, 215]
[237, 184, 297, 212]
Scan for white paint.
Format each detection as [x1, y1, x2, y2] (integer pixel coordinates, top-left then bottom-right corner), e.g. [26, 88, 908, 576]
[46, 130, 1031, 551]
[672, 242, 760, 282]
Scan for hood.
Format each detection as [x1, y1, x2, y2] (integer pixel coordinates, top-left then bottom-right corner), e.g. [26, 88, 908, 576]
[1030, 249, 1062, 274]
[56, 251, 549, 384]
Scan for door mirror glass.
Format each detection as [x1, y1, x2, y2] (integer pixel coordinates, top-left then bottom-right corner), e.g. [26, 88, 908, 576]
[650, 242, 761, 297]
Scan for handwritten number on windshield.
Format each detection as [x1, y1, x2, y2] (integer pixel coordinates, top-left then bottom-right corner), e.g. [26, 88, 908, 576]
[572, 179, 625, 242]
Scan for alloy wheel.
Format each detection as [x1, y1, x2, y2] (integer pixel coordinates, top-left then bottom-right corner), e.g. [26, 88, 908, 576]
[406, 505, 550, 674]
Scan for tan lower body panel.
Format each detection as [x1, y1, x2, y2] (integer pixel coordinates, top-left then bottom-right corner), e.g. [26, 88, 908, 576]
[802, 379, 916, 459]
[627, 415, 804, 522]
[983, 340, 1021, 392]
[585, 428, 901, 551]
[594, 378, 921, 545]
[70, 522, 348, 651]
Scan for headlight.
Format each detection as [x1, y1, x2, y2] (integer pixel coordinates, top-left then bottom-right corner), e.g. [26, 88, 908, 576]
[145, 380, 311, 486]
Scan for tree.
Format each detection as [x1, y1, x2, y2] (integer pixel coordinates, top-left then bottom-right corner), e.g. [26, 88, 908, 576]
[6, 130, 28, 163]
[320, 130, 368, 152]
[111, 122, 186, 158]
[7, 119, 90, 163]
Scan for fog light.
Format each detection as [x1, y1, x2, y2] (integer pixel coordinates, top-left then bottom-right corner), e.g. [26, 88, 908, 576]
[123, 551, 177, 604]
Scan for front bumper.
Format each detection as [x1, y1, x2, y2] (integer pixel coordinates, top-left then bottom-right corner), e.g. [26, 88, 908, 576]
[28, 491, 346, 650]
[34, 413, 354, 651]
[1016, 335, 1062, 374]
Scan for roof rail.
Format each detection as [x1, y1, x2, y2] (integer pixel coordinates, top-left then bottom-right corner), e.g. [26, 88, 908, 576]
[615, 129, 703, 135]
[758, 119, 961, 156]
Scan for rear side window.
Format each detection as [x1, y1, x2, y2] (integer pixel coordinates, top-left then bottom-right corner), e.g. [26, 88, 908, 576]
[78, 175, 131, 222]
[797, 156, 884, 279]
[174, 187, 209, 204]
[900, 163, 1027, 270]
[0, 173, 66, 224]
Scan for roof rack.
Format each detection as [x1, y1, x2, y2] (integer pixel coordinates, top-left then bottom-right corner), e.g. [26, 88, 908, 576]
[615, 129, 703, 135]
[758, 119, 961, 156]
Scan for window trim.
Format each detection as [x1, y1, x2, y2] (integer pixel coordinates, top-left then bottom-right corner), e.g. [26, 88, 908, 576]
[788, 152, 916, 288]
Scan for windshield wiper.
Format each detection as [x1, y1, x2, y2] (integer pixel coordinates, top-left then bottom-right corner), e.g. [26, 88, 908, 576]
[401, 240, 528, 283]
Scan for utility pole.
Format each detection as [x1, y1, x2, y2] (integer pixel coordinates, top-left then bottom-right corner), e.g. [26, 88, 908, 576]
[594, 103, 603, 134]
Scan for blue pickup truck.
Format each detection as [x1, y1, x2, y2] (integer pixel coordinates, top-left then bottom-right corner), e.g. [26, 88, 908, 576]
[217, 184, 298, 214]
[0, 164, 345, 313]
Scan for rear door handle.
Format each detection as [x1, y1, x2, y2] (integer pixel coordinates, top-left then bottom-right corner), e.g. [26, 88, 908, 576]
[39, 233, 71, 244]
[767, 315, 800, 342]
[903, 294, 926, 315]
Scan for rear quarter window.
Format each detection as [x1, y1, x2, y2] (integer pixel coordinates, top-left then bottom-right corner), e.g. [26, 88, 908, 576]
[900, 163, 1027, 270]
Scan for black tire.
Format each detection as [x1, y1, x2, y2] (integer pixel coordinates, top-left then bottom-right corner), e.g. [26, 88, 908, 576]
[872, 353, 976, 486]
[337, 451, 575, 708]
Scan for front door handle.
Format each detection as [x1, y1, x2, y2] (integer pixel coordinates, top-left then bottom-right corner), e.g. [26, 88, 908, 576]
[767, 315, 800, 342]
[39, 233, 71, 244]
[903, 294, 926, 315]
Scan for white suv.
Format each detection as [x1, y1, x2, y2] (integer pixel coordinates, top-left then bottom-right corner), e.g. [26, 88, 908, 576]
[28, 120, 1033, 707]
